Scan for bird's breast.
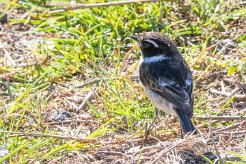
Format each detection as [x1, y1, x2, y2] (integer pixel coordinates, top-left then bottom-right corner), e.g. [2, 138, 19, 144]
[143, 87, 177, 116]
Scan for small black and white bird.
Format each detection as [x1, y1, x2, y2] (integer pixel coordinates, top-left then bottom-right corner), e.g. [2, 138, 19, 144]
[133, 32, 195, 134]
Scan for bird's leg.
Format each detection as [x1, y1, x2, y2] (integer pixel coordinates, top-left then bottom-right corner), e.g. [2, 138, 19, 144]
[180, 130, 184, 139]
[144, 108, 159, 141]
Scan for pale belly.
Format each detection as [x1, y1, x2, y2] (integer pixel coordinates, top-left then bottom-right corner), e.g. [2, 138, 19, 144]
[144, 87, 177, 116]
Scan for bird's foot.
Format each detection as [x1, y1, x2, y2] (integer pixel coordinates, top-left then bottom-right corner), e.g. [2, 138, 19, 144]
[144, 108, 159, 142]
[144, 122, 157, 142]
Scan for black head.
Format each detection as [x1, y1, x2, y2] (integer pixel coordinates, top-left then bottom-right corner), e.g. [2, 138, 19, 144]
[132, 32, 178, 58]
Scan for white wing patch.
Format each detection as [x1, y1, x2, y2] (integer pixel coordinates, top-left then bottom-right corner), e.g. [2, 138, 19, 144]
[185, 78, 192, 86]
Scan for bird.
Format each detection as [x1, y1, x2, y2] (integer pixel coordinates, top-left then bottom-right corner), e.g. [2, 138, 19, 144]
[132, 32, 195, 137]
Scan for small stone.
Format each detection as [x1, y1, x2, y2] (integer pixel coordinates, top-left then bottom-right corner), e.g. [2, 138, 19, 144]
[127, 146, 141, 154]
[0, 14, 7, 24]
[67, 152, 74, 158]
[0, 145, 9, 164]
[50, 110, 72, 121]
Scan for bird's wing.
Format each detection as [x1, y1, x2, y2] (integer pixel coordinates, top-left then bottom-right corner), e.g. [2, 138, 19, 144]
[140, 59, 193, 114]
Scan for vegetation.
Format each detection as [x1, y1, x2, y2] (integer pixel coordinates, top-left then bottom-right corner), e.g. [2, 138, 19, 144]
[0, 0, 245, 163]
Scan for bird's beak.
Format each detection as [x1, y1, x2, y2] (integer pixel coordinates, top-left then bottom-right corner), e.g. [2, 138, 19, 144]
[130, 35, 138, 41]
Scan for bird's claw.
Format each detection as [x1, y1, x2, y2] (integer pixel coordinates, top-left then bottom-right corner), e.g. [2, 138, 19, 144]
[144, 122, 156, 142]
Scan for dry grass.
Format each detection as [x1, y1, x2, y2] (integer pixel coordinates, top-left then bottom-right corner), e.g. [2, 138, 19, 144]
[0, 0, 245, 163]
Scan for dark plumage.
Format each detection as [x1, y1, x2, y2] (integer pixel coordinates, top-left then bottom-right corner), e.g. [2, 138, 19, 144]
[134, 32, 195, 134]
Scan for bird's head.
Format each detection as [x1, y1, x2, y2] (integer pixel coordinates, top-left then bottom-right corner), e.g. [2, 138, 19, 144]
[132, 32, 178, 58]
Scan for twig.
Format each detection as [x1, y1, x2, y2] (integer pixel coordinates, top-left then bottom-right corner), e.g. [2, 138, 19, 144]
[196, 116, 246, 121]
[129, 144, 164, 155]
[103, 138, 144, 145]
[214, 130, 246, 135]
[210, 89, 246, 101]
[218, 88, 241, 107]
[223, 78, 246, 91]
[9, 62, 37, 67]
[48, 0, 162, 13]
[205, 71, 226, 79]
[44, 118, 100, 125]
[125, 127, 144, 140]
[149, 134, 163, 142]
[214, 122, 241, 133]
[76, 79, 103, 88]
[0, 130, 98, 143]
[3, 49, 16, 66]
[75, 87, 97, 112]
[97, 151, 128, 157]
[150, 138, 187, 164]
[235, 108, 246, 115]
[73, 75, 138, 88]
[209, 121, 224, 164]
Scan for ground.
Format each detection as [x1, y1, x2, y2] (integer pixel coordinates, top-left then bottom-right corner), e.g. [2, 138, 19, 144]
[0, 0, 245, 163]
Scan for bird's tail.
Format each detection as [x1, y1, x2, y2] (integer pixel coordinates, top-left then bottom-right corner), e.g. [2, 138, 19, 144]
[176, 110, 195, 134]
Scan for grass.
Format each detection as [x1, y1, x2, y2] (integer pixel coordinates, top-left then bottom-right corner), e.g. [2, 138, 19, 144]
[0, 0, 245, 163]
